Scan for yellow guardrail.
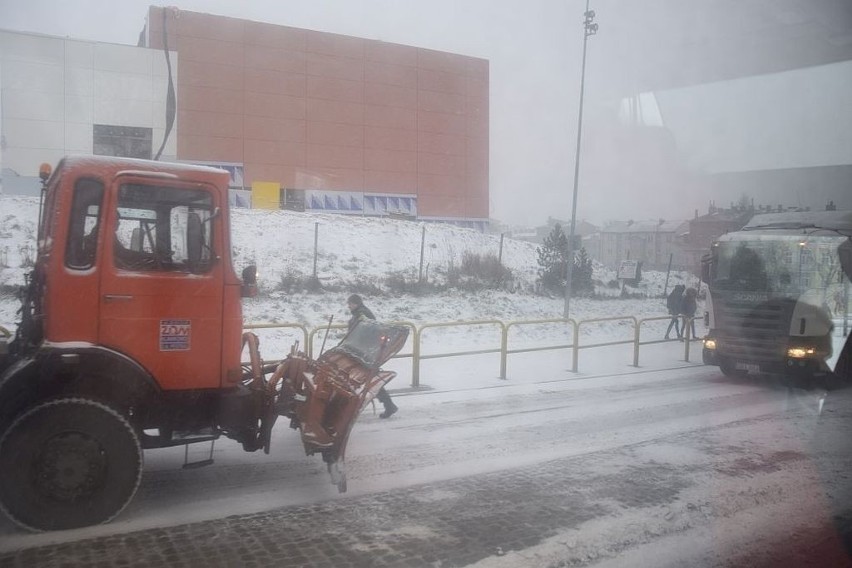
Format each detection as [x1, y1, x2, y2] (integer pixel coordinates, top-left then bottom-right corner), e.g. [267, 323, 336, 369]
[502, 318, 577, 379]
[575, 316, 638, 373]
[0, 325, 11, 338]
[243, 314, 702, 388]
[415, 320, 506, 387]
[634, 315, 701, 366]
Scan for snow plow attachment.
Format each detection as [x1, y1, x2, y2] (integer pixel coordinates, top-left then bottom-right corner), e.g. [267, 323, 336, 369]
[271, 320, 409, 491]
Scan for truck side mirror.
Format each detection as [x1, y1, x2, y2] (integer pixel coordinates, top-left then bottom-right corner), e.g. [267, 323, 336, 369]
[241, 265, 258, 298]
[839, 239, 852, 281]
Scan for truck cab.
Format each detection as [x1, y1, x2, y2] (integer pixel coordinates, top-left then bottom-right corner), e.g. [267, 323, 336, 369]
[0, 156, 254, 530]
[32, 156, 245, 389]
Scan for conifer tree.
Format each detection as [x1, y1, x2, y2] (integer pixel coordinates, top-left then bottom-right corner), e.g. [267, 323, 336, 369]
[536, 224, 570, 293]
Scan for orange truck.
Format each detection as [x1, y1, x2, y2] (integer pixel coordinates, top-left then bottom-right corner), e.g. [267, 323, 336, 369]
[0, 156, 407, 531]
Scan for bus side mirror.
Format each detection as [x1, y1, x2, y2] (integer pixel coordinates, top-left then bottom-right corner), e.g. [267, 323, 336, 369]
[241, 265, 258, 298]
[700, 253, 712, 283]
[839, 239, 852, 281]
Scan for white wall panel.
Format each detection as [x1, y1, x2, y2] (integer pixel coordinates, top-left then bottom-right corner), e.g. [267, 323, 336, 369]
[2, 90, 64, 121]
[3, 118, 63, 149]
[0, 60, 63, 93]
[0, 33, 64, 65]
[65, 122, 93, 153]
[64, 40, 93, 68]
[64, 95, 93, 124]
[93, 98, 153, 126]
[93, 43, 152, 75]
[64, 67, 94, 97]
[94, 69, 153, 102]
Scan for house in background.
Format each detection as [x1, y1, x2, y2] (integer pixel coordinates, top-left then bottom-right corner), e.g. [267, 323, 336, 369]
[679, 204, 753, 274]
[591, 219, 690, 271]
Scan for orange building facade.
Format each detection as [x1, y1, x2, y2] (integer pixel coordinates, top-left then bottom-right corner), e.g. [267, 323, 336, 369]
[142, 7, 489, 224]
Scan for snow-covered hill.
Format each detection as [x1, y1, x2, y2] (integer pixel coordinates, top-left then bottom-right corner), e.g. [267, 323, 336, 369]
[0, 195, 699, 332]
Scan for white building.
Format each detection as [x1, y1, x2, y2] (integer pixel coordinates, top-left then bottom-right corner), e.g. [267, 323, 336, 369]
[0, 29, 176, 195]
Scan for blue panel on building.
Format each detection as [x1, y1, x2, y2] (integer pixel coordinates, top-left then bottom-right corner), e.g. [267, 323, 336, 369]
[311, 195, 323, 209]
[338, 195, 350, 210]
[351, 196, 362, 210]
[325, 195, 336, 210]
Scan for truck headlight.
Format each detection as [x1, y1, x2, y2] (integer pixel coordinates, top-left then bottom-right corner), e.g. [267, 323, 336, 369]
[787, 346, 816, 359]
[703, 338, 717, 350]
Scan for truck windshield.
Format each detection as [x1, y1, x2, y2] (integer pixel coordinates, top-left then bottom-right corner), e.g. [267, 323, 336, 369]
[713, 234, 847, 301]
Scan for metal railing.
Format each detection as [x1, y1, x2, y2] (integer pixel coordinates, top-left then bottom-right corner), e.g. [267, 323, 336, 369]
[243, 315, 703, 387]
[416, 320, 505, 387]
[502, 318, 577, 378]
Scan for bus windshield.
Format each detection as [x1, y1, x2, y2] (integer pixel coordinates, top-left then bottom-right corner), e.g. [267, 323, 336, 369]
[713, 234, 847, 303]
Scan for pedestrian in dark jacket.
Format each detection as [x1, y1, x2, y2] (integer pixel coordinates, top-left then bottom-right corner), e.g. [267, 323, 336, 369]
[681, 287, 698, 339]
[665, 285, 685, 339]
[347, 294, 398, 419]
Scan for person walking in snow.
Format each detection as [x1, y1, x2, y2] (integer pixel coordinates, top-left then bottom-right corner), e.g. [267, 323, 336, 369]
[347, 294, 398, 419]
[681, 287, 698, 340]
[664, 284, 685, 340]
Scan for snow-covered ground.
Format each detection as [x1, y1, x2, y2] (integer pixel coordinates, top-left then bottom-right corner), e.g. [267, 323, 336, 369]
[1, 196, 851, 568]
[0, 195, 701, 346]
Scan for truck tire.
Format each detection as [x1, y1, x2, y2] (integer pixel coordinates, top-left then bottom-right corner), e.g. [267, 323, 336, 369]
[0, 398, 143, 531]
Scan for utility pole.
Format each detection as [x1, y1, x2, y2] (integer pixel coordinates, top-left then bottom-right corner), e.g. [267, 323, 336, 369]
[564, 0, 598, 318]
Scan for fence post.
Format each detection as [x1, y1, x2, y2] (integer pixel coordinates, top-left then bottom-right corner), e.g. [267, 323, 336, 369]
[500, 324, 509, 379]
[633, 320, 641, 367]
[498, 233, 504, 264]
[418, 225, 426, 283]
[412, 327, 421, 388]
[571, 319, 579, 372]
[312, 222, 319, 278]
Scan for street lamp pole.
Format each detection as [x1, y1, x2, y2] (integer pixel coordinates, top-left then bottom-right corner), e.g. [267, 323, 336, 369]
[564, 0, 598, 318]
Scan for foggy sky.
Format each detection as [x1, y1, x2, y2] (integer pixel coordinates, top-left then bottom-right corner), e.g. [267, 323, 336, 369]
[1, 0, 850, 226]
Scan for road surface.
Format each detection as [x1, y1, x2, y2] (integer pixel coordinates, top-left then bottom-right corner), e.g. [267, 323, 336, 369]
[1, 363, 851, 567]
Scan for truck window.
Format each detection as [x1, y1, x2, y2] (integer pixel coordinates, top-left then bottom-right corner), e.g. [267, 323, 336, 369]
[64, 178, 105, 270]
[114, 184, 214, 273]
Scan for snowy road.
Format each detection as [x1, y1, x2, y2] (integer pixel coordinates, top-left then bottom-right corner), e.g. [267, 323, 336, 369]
[2, 363, 852, 567]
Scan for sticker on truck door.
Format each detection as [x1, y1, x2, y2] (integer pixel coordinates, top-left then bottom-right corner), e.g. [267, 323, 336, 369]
[160, 319, 191, 351]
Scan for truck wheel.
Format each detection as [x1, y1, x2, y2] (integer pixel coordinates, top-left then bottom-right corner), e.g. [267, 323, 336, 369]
[0, 398, 143, 531]
[719, 358, 746, 377]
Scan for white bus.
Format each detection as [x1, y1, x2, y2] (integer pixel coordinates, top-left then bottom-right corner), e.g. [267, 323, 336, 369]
[701, 211, 852, 380]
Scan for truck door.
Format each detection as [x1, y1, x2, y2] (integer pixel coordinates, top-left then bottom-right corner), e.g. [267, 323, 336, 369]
[98, 177, 224, 390]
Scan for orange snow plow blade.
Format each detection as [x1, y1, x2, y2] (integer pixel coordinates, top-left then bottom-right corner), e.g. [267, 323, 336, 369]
[272, 320, 409, 491]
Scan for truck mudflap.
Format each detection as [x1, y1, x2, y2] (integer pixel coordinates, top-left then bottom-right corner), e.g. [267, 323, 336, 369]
[265, 320, 409, 492]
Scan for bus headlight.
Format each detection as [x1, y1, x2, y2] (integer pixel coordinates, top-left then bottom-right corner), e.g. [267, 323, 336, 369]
[787, 346, 816, 359]
[703, 338, 717, 350]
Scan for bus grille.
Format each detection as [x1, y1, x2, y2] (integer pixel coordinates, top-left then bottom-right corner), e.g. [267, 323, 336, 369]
[714, 292, 795, 362]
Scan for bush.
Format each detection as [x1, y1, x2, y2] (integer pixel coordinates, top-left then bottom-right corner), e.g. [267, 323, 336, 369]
[278, 270, 323, 293]
[459, 252, 512, 286]
[384, 269, 437, 296]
